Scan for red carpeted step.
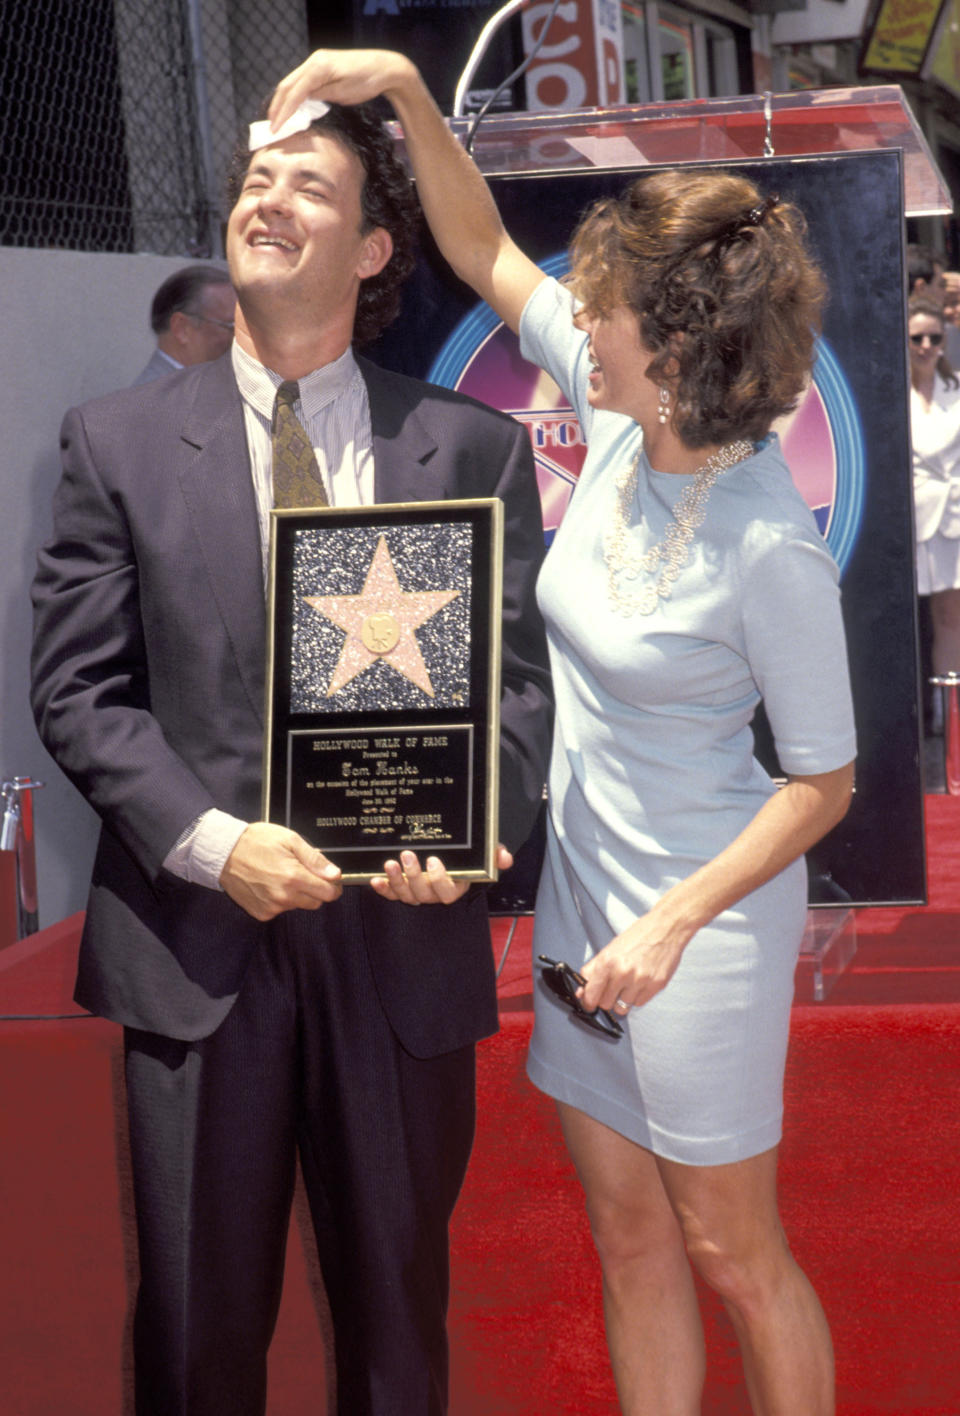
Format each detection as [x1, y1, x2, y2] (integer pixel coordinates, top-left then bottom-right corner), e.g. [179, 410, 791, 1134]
[4, 795, 960, 1414]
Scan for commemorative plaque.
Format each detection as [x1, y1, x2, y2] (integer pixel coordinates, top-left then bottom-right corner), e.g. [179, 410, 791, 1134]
[263, 500, 503, 882]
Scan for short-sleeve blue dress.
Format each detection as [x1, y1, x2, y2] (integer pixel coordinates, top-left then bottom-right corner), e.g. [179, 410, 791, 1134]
[520, 278, 857, 1166]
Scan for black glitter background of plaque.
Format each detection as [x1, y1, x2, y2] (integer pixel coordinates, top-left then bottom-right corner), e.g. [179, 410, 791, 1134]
[266, 500, 500, 877]
[290, 521, 472, 714]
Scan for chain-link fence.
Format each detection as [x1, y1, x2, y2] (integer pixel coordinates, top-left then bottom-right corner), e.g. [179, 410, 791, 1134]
[1, 0, 311, 257]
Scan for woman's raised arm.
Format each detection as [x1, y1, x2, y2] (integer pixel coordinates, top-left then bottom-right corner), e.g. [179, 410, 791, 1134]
[269, 49, 546, 334]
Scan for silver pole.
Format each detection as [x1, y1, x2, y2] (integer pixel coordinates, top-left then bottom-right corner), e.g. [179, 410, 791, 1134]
[1, 777, 45, 938]
[185, 0, 223, 258]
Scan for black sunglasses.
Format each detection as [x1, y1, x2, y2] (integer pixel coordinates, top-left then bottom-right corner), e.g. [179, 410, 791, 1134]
[910, 331, 944, 346]
[537, 955, 624, 1037]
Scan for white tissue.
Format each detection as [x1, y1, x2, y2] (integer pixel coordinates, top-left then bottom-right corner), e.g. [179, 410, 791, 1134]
[248, 99, 330, 152]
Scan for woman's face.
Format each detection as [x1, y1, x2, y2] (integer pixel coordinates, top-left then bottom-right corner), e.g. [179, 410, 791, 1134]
[909, 310, 944, 383]
[574, 304, 661, 424]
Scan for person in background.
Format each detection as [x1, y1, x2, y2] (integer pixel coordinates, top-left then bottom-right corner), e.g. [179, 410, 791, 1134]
[267, 49, 857, 1416]
[131, 263, 236, 385]
[907, 242, 946, 304]
[941, 270, 960, 367]
[909, 294, 960, 678]
[907, 247, 949, 732]
[31, 98, 551, 1415]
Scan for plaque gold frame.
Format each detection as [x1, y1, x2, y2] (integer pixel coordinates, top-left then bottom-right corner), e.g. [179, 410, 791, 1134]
[263, 498, 503, 883]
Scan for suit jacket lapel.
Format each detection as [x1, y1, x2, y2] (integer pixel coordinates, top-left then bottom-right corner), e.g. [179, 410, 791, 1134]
[360, 357, 449, 506]
[176, 357, 267, 724]
[168, 356, 449, 728]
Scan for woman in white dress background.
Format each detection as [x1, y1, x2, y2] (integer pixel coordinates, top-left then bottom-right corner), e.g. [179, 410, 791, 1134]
[909, 294, 960, 674]
[267, 52, 856, 1416]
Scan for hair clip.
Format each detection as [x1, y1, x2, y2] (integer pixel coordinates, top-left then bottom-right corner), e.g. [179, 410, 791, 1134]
[702, 194, 780, 259]
[745, 193, 779, 226]
[661, 193, 781, 278]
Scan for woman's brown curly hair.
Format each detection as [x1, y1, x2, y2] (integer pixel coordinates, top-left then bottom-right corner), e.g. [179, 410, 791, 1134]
[567, 169, 827, 447]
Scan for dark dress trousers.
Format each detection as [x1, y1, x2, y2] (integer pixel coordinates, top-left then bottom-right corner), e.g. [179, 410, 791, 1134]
[31, 351, 552, 1415]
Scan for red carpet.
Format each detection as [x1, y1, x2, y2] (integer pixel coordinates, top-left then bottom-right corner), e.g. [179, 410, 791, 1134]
[2, 796, 960, 1414]
[449, 1004, 960, 1415]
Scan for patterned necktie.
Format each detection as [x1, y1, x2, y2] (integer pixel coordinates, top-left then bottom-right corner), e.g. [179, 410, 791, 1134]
[271, 380, 329, 508]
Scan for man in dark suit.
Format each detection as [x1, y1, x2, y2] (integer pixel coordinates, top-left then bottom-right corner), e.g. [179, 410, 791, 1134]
[31, 100, 551, 1416]
[131, 263, 236, 386]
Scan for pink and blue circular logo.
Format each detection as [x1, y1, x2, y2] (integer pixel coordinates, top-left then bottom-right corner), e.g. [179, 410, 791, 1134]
[428, 254, 865, 572]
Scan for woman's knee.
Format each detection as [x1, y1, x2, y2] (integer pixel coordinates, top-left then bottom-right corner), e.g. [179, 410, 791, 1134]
[558, 1106, 688, 1275]
[655, 1147, 789, 1303]
[583, 1183, 687, 1276]
[679, 1211, 790, 1311]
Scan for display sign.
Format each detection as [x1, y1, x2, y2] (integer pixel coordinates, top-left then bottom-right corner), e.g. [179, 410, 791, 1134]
[264, 500, 503, 882]
[861, 0, 946, 74]
[372, 149, 925, 906]
[522, 0, 625, 110]
[929, 0, 960, 96]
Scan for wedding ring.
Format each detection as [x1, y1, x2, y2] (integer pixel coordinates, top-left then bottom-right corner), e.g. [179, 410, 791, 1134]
[614, 998, 630, 1013]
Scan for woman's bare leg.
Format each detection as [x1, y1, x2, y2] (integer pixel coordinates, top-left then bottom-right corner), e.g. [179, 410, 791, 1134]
[558, 1103, 705, 1416]
[656, 1146, 834, 1416]
[558, 1105, 833, 1415]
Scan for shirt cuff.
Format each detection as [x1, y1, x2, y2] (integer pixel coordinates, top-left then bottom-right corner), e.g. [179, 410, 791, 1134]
[162, 808, 249, 891]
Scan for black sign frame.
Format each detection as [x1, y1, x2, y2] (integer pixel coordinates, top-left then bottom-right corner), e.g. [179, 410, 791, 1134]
[370, 148, 925, 907]
[263, 499, 503, 882]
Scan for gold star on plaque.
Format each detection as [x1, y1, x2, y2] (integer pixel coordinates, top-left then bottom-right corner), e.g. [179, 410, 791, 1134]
[305, 535, 460, 697]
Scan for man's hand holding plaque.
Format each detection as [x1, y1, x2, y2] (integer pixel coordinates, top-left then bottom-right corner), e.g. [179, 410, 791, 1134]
[220, 822, 343, 921]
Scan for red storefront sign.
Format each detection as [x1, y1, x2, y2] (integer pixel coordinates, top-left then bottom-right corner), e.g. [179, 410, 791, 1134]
[522, 0, 625, 110]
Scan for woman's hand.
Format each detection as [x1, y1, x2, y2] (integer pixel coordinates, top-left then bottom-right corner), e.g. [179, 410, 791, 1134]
[576, 763, 855, 1017]
[268, 46, 542, 330]
[370, 844, 514, 905]
[577, 906, 694, 1015]
[268, 49, 416, 130]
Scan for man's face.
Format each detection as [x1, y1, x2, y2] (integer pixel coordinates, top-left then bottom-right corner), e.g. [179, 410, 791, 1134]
[226, 130, 391, 332]
[943, 272, 960, 326]
[180, 282, 236, 364]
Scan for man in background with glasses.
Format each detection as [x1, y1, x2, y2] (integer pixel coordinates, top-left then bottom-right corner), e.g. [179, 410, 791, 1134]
[131, 263, 236, 385]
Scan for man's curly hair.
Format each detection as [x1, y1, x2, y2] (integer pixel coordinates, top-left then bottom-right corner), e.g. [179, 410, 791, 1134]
[226, 101, 418, 346]
[567, 169, 827, 448]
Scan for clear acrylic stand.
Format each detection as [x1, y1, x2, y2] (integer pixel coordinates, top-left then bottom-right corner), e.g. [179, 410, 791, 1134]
[795, 907, 857, 1002]
[392, 84, 950, 218]
[930, 673, 960, 795]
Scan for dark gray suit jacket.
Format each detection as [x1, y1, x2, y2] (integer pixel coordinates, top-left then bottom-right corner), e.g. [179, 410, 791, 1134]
[130, 348, 181, 386]
[31, 352, 551, 1053]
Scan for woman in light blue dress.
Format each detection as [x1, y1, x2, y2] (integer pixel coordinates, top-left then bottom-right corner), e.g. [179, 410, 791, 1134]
[272, 52, 857, 1416]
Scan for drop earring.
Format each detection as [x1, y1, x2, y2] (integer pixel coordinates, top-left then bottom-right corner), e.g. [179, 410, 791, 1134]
[658, 387, 671, 425]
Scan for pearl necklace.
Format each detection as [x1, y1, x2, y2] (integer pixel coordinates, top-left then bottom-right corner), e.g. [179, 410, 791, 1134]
[604, 439, 753, 616]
